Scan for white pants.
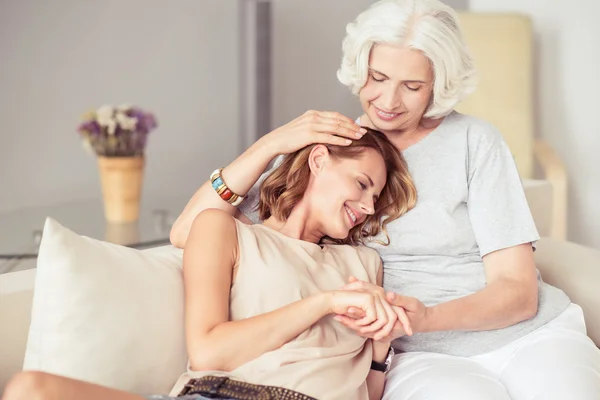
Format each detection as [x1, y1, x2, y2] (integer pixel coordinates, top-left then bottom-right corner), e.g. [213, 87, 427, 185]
[383, 304, 600, 400]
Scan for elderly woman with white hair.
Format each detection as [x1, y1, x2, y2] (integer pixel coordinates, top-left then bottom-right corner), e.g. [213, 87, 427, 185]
[170, 0, 600, 399]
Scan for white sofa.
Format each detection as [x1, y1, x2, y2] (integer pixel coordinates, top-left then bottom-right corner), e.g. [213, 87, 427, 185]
[1, 180, 599, 394]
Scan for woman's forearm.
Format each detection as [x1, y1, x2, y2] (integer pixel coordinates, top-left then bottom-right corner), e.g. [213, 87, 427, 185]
[423, 278, 538, 332]
[189, 292, 331, 372]
[366, 341, 390, 400]
[170, 137, 276, 248]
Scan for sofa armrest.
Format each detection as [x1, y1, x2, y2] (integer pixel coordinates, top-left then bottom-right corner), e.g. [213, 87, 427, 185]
[535, 237, 600, 346]
[0, 268, 36, 391]
[523, 179, 553, 238]
[534, 140, 567, 240]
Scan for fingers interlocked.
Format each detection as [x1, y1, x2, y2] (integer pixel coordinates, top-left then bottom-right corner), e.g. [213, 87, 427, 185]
[336, 277, 414, 341]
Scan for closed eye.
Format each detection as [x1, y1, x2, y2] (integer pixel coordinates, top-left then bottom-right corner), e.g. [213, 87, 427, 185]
[370, 73, 386, 83]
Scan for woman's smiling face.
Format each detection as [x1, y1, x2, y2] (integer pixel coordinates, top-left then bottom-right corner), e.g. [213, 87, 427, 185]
[309, 146, 387, 240]
[360, 44, 434, 133]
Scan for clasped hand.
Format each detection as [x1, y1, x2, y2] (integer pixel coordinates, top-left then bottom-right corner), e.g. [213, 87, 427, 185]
[330, 277, 420, 342]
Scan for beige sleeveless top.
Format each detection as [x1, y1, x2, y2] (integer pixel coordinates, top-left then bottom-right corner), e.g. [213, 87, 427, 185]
[169, 220, 382, 400]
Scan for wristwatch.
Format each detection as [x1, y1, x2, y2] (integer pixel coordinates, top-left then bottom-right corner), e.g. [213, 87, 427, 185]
[370, 346, 395, 373]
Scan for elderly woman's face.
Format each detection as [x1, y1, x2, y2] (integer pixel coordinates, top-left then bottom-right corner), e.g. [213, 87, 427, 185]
[359, 44, 434, 132]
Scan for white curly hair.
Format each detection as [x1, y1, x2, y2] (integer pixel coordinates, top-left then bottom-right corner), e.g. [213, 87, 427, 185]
[337, 0, 477, 119]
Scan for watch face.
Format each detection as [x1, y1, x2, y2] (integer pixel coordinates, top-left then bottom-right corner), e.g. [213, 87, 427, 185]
[384, 347, 395, 371]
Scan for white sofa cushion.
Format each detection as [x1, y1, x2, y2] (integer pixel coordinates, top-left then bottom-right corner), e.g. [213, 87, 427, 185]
[23, 218, 186, 395]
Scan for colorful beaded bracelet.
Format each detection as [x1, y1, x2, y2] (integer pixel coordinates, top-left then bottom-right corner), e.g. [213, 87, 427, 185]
[210, 168, 245, 207]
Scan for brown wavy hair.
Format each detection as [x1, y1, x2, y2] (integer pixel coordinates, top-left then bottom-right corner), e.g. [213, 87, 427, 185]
[257, 128, 417, 246]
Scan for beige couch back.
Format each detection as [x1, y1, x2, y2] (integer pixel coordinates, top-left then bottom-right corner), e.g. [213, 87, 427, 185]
[455, 13, 534, 179]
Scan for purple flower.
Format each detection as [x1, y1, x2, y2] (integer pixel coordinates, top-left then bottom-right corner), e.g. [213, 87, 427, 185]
[140, 113, 158, 133]
[78, 120, 101, 135]
[125, 108, 158, 134]
[77, 105, 157, 157]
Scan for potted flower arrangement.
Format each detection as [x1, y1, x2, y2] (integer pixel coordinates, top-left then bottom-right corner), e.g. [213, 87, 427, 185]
[78, 104, 158, 223]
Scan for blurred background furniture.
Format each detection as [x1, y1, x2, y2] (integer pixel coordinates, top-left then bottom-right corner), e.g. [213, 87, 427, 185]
[455, 12, 568, 240]
[0, 196, 184, 275]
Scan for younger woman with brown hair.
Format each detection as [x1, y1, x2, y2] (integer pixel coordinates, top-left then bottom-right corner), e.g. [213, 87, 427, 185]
[3, 128, 416, 400]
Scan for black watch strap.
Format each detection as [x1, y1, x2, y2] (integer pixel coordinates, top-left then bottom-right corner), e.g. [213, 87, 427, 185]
[370, 346, 394, 373]
[370, 359, 387, 372]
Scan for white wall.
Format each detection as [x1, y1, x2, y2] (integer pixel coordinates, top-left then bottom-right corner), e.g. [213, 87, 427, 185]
[470, 0, 600, 249]
[0, 0, 242, 214]
[0, 0, 469, 217]
[271, 0, 372, 128]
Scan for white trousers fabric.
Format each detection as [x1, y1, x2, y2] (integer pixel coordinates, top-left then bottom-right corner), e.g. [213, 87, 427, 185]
[383, 303, 600, 400]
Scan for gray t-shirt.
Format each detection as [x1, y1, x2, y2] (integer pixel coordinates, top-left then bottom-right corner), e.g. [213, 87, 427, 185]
[239, 111, 571, 356]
